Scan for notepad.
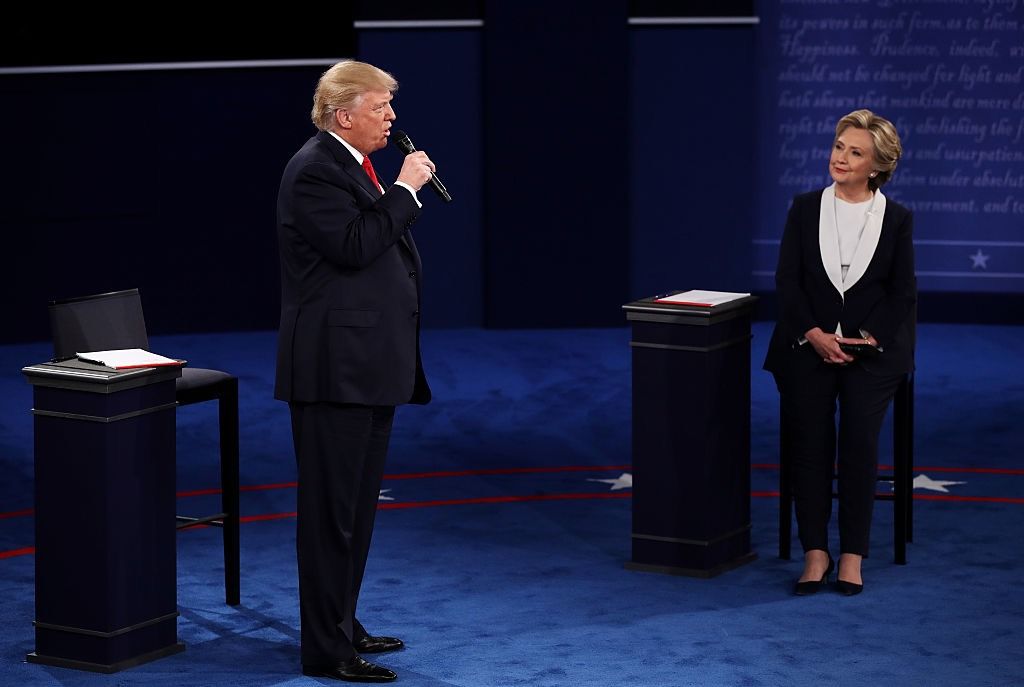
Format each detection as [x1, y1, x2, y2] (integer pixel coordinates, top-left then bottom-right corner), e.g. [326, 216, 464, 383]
[653, 290, 751, 307]
[76, 348, 182, 369]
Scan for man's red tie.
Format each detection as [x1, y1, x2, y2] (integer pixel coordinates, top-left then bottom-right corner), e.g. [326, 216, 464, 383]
[362, 156, 382, 192]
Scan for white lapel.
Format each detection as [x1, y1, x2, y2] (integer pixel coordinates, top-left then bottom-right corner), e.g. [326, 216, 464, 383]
[818, 184, 844, 297]
[842, 190, 886, 290]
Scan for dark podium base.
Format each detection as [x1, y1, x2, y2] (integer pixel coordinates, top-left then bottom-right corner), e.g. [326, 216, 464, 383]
[625, 552, 757, 579]
[27, 643, 185, 674]
[22, 360, 184, 672]
[623, 293, 759, 578]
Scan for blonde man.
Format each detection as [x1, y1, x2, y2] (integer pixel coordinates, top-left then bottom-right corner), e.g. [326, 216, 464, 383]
[275, 60, 437, 682]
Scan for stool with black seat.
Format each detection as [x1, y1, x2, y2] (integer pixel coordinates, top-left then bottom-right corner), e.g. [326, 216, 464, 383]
[48, 288, 240, 605]
[778, 372, 915, 565]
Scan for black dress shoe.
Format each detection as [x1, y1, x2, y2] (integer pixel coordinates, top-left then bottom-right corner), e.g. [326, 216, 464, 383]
[302, 656, 397, 683]
[794, 554, 835, 596]
[354, 635, 405, 654]
[836, 579, 864, 596]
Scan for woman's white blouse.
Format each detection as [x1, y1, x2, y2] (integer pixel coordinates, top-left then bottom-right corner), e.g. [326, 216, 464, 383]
[835, 195, 873, 282]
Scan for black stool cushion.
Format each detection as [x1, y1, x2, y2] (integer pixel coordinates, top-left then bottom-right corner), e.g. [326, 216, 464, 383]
[176, 367, 236, 393]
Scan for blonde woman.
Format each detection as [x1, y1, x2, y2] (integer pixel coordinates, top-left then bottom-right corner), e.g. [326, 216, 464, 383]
[764, 110, 916, 596]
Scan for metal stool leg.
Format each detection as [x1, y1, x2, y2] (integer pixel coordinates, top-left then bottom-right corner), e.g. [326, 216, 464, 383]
[892, 374, 910, 564]
[219, 378, 241, 605]
[779, 403, 792, 560]
[906, 375, 915, 543]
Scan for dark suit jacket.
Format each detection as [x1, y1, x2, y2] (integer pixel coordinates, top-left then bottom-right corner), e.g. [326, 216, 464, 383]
[275, 130, 431, 406]
[764, 186, 916, 378]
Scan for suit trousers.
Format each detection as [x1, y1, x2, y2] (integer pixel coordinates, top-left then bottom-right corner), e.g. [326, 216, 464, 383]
[776, 360, 903, 557]
[290, 402, 395, 664]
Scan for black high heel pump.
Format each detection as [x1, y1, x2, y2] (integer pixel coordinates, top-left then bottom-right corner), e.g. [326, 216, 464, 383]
[835, 578, 864, 596]
[794, 554, 834, 596]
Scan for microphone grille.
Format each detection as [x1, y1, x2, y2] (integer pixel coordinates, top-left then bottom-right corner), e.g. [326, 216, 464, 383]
[392, 130, 415, 154]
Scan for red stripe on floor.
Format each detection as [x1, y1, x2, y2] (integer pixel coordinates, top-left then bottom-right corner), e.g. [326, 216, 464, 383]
[914, 466, 1024, 475]
[167, 463, 1024, 500]
[7, 488, 1024, 560]
[913, 493, 1024, 504]
[754, 491, 928, 499]
[378, 491, 632, 510]
[178, 467, 634, 498]
[177, 488, 223, 498]
[5, 463, 1024, 522]
[240, 481, 298, 492]
[179, 482, 301, 498]
[753, 463, 1024, 476]
[383, 465, 633, 480]
[233, 492, 633, 521]
[240, 511, 298, 523]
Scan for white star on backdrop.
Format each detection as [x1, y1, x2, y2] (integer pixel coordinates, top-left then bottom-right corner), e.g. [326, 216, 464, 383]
[969, 249, 990, 269]
[912, 474, 966, 493]
[588, 473, 633, 491]
[378, 489, 394, 501]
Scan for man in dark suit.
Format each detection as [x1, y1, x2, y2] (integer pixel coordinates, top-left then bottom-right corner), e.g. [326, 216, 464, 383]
[275, 60, 436, 683]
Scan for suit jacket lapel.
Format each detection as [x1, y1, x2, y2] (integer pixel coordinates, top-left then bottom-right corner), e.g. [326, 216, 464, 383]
[344, 166, 416, 259]
[315, 131, 415, 258]
[316, 131, 383, 201]
[345, 164, 384, 200]
[818, 184, 844, 297]
[843, 190, 886, 290]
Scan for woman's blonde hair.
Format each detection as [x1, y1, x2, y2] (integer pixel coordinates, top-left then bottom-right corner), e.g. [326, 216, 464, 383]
[311, 60, 398, 132]
[834, 109, 902, 190]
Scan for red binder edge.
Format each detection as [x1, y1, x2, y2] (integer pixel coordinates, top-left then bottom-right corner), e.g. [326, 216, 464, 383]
[111, 361, 183, 369]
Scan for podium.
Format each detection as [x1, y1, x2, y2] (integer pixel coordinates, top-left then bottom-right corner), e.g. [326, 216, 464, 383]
[22, 359, 185, 672]
[623, 293, 758, 577]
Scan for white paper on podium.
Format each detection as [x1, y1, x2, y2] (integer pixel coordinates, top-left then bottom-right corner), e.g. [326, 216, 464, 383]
[76, 348, 182, 369]
[654, 290, 751, 307]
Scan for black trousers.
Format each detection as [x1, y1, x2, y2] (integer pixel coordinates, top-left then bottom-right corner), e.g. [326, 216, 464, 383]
[290, 402, 395, 665]
[776, 362, 903, 557]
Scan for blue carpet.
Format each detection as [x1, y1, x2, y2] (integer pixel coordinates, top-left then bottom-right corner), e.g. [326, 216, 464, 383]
[1, 324, 1022, 686]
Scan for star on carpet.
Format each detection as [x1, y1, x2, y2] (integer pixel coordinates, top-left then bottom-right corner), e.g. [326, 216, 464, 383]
[378, 489, 394, 501]
[913, 474, 966, 493]
[969, 249, 990, 269]
[587, 472, 632, 491]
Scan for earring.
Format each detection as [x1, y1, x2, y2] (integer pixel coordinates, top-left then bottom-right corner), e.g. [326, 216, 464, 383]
[869, 172, 877, 178]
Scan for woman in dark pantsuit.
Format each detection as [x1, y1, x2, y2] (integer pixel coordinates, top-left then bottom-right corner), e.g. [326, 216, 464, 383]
[764, 110, 916, 596]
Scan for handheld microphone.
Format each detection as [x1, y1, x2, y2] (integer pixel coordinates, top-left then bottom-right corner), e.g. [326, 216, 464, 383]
[392, 130, 452, 203]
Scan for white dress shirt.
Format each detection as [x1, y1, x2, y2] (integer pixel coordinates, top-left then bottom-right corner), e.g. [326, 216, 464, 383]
[328, 131, 421, 207]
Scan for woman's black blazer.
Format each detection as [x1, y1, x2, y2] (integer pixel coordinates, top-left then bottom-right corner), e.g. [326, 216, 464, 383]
[763, 187, 916, 378]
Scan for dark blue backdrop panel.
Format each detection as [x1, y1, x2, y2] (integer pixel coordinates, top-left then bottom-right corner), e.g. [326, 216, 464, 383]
[629, 26, 757, 301]
[0, 67, 332, 344]
[755, 0, 1024, 294]
[357, 29, 484, 327]
[482, 3, 630, 328]
[2, 11, 356, 67]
